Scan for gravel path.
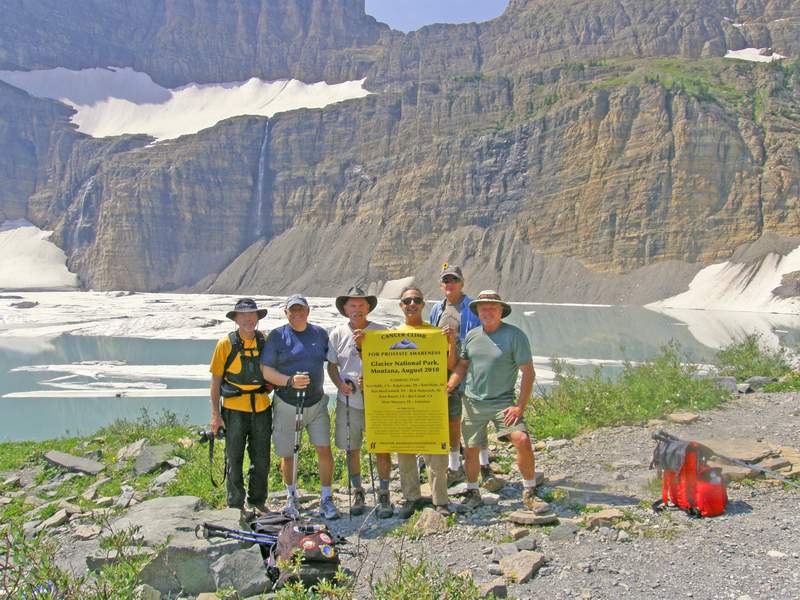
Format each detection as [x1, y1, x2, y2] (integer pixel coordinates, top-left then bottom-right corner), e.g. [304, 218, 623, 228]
[330, 392, 800, 600]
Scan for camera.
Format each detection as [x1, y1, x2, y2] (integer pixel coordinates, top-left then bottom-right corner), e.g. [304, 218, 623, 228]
[198, 428, 225, 443]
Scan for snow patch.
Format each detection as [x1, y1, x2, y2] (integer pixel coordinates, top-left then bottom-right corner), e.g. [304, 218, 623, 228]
[0, 66, 371, 142]
[724, 48, 786, 62]
[0, 220, 78, 290]
[647, 245, 800, 314]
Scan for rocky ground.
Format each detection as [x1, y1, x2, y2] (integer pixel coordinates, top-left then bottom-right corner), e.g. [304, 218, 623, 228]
[1, 391, 798, 600]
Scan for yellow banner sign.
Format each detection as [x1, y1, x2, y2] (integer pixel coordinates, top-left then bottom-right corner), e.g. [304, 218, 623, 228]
[363, 328, 449, 454]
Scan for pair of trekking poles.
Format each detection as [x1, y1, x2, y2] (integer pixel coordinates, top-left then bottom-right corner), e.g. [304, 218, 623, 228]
[290, 373, 377, 519]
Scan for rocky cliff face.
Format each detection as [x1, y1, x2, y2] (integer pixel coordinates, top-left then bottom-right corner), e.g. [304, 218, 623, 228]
[1, 0, 800, 301]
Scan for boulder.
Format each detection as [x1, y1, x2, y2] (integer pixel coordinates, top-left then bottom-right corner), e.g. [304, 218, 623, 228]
[708, 460, 757, 482]
[134, 444, 174, 476]
[150, 468, 179, 489]
[479, 577, 508, 598]
[109, 497, 244, 596]
[714, 376, 738, 394]
[696, 438, 776, 463]
[117, 439, 147, 461]
[413, 507, 449, 536]
[133, 584, 162, 600]
[81, 476, 111, 501]
[210, 545, 273, 597]
[73, 524, 102, 540]
[583, 509, 626, 530]
[745, 376, 775, 389]
[666, 412, 699, 424]
[737, 383, 753, 394]
[38, 509, 69, 530]
[506, 510, 559, 526]
[499, 550, 545, 583]
[516, 536, 537, 551]
[509, 527, 529, 541]
[492, 542, 519, 562]
[549, 522, 580, 541]
[43, 451, 104, 476]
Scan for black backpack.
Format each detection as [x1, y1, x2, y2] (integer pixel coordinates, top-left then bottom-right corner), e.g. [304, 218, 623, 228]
[250, 514, 341, 589]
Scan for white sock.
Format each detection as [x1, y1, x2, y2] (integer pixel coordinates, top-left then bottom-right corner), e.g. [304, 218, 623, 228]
[321, 485, 332, 500]
[467, 481, 480, 490]
[479, 448, 490, 466]
[286, 484, 296, 497]
[523, 478, 537, 489]
[448, 451, 461, 470]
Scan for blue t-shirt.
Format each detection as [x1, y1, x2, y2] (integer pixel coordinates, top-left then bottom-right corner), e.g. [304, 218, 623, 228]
[261, 323, 329, 406]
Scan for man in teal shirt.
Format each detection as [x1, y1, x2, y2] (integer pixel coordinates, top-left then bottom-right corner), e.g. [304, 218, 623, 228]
[447, 290, 545, 512]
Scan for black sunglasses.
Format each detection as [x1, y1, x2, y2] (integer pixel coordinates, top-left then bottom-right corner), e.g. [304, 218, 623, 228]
[441, 276, 460, 283]
[400, 297, 424, 305]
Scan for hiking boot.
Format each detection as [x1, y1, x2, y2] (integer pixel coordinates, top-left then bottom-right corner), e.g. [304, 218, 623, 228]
[282, 495, 300, 519]
[245, 501, 268, 515]
[461, 489, 483, 511]
[447, 466, 466, 486]
[350, 487, 366, 516]
[522, 488, 550, 514]
[376, 490, 394, 519]
[397, 498, 427, 520]
[481, 466, 505, 492]
[435, 504, 451, 517]
[319, 496, 340, 520]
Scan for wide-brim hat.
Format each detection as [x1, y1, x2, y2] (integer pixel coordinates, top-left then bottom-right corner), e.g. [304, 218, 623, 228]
[468, 290, 512, 318]
[226, 298, 268, 321]
[335, 286, 378, 317]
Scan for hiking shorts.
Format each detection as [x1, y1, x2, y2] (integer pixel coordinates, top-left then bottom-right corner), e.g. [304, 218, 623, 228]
[448, 390, 463, 419]
[272, 394, 331, 457]
[334, 400, 365, 450]
[461, 399, 529, 448]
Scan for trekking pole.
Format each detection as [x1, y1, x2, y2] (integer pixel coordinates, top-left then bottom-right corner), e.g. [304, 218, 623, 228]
[291, 371, 308, 500]
[358, 379, 379, 506]
[344, 378, 355, 521]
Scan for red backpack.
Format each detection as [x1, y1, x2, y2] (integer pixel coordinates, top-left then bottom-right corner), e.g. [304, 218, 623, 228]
[651, 432, 727, 518]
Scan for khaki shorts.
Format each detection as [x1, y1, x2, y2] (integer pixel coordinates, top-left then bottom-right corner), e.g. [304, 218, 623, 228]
[272, 394, 331, 457]
[334, 400, 365, 451]
[461, 399, 529, 448]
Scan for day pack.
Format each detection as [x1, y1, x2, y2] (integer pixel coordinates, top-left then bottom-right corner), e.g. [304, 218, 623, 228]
[250, 514, 341, 588]
[651, 433, 727, 517]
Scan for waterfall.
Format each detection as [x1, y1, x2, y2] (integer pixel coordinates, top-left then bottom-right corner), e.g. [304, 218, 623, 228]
[254, 120, 270, 239]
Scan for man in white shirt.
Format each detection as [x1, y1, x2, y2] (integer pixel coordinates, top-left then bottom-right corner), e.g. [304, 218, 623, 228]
[327, 286, 394, 518]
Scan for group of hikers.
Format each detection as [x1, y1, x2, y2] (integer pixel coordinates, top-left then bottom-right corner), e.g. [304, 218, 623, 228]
[209, 264, 545, 521]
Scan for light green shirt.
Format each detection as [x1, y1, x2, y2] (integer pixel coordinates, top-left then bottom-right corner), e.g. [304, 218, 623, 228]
[459, 322, 532, 405]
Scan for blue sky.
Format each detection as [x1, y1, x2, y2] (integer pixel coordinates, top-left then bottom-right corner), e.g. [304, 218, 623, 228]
[364, 0, 509, 32]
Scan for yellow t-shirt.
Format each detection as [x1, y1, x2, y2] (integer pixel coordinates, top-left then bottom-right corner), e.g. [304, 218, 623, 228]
[209, 334, 271, 412]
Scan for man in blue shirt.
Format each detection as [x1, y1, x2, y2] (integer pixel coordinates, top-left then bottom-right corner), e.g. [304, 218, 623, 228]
[261, 294, 339, 519]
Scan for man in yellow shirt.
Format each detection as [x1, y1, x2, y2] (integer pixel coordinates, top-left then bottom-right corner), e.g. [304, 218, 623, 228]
[395, 286, 457, 518]
[209, 298, 272, 513]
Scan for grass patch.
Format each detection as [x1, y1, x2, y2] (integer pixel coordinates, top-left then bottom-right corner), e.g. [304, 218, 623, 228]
[763, 373, 800, 392]
[372, 554, 489, 600]
[715, 333, 792, 382]
[531, 343, 729, 440]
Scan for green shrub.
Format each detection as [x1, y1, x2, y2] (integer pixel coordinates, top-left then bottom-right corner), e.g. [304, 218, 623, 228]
[763, 373, 800, 392]
[372, 555, 490, 600]
[715, 334, 792, 382]
[532, 343, 729, 439]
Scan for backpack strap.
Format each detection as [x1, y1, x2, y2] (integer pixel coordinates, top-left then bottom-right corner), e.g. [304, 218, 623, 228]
[223, 330, 242, 375]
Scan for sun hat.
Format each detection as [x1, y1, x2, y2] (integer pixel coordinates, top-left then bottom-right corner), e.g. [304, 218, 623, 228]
[468, 290, 511, 318]
[226, 298, 267, 321]
[335, 286, 378, 317]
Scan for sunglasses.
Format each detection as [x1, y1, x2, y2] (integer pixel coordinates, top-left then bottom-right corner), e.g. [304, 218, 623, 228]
[400, 297, 424, 305]
[441, 277, 460, 283]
